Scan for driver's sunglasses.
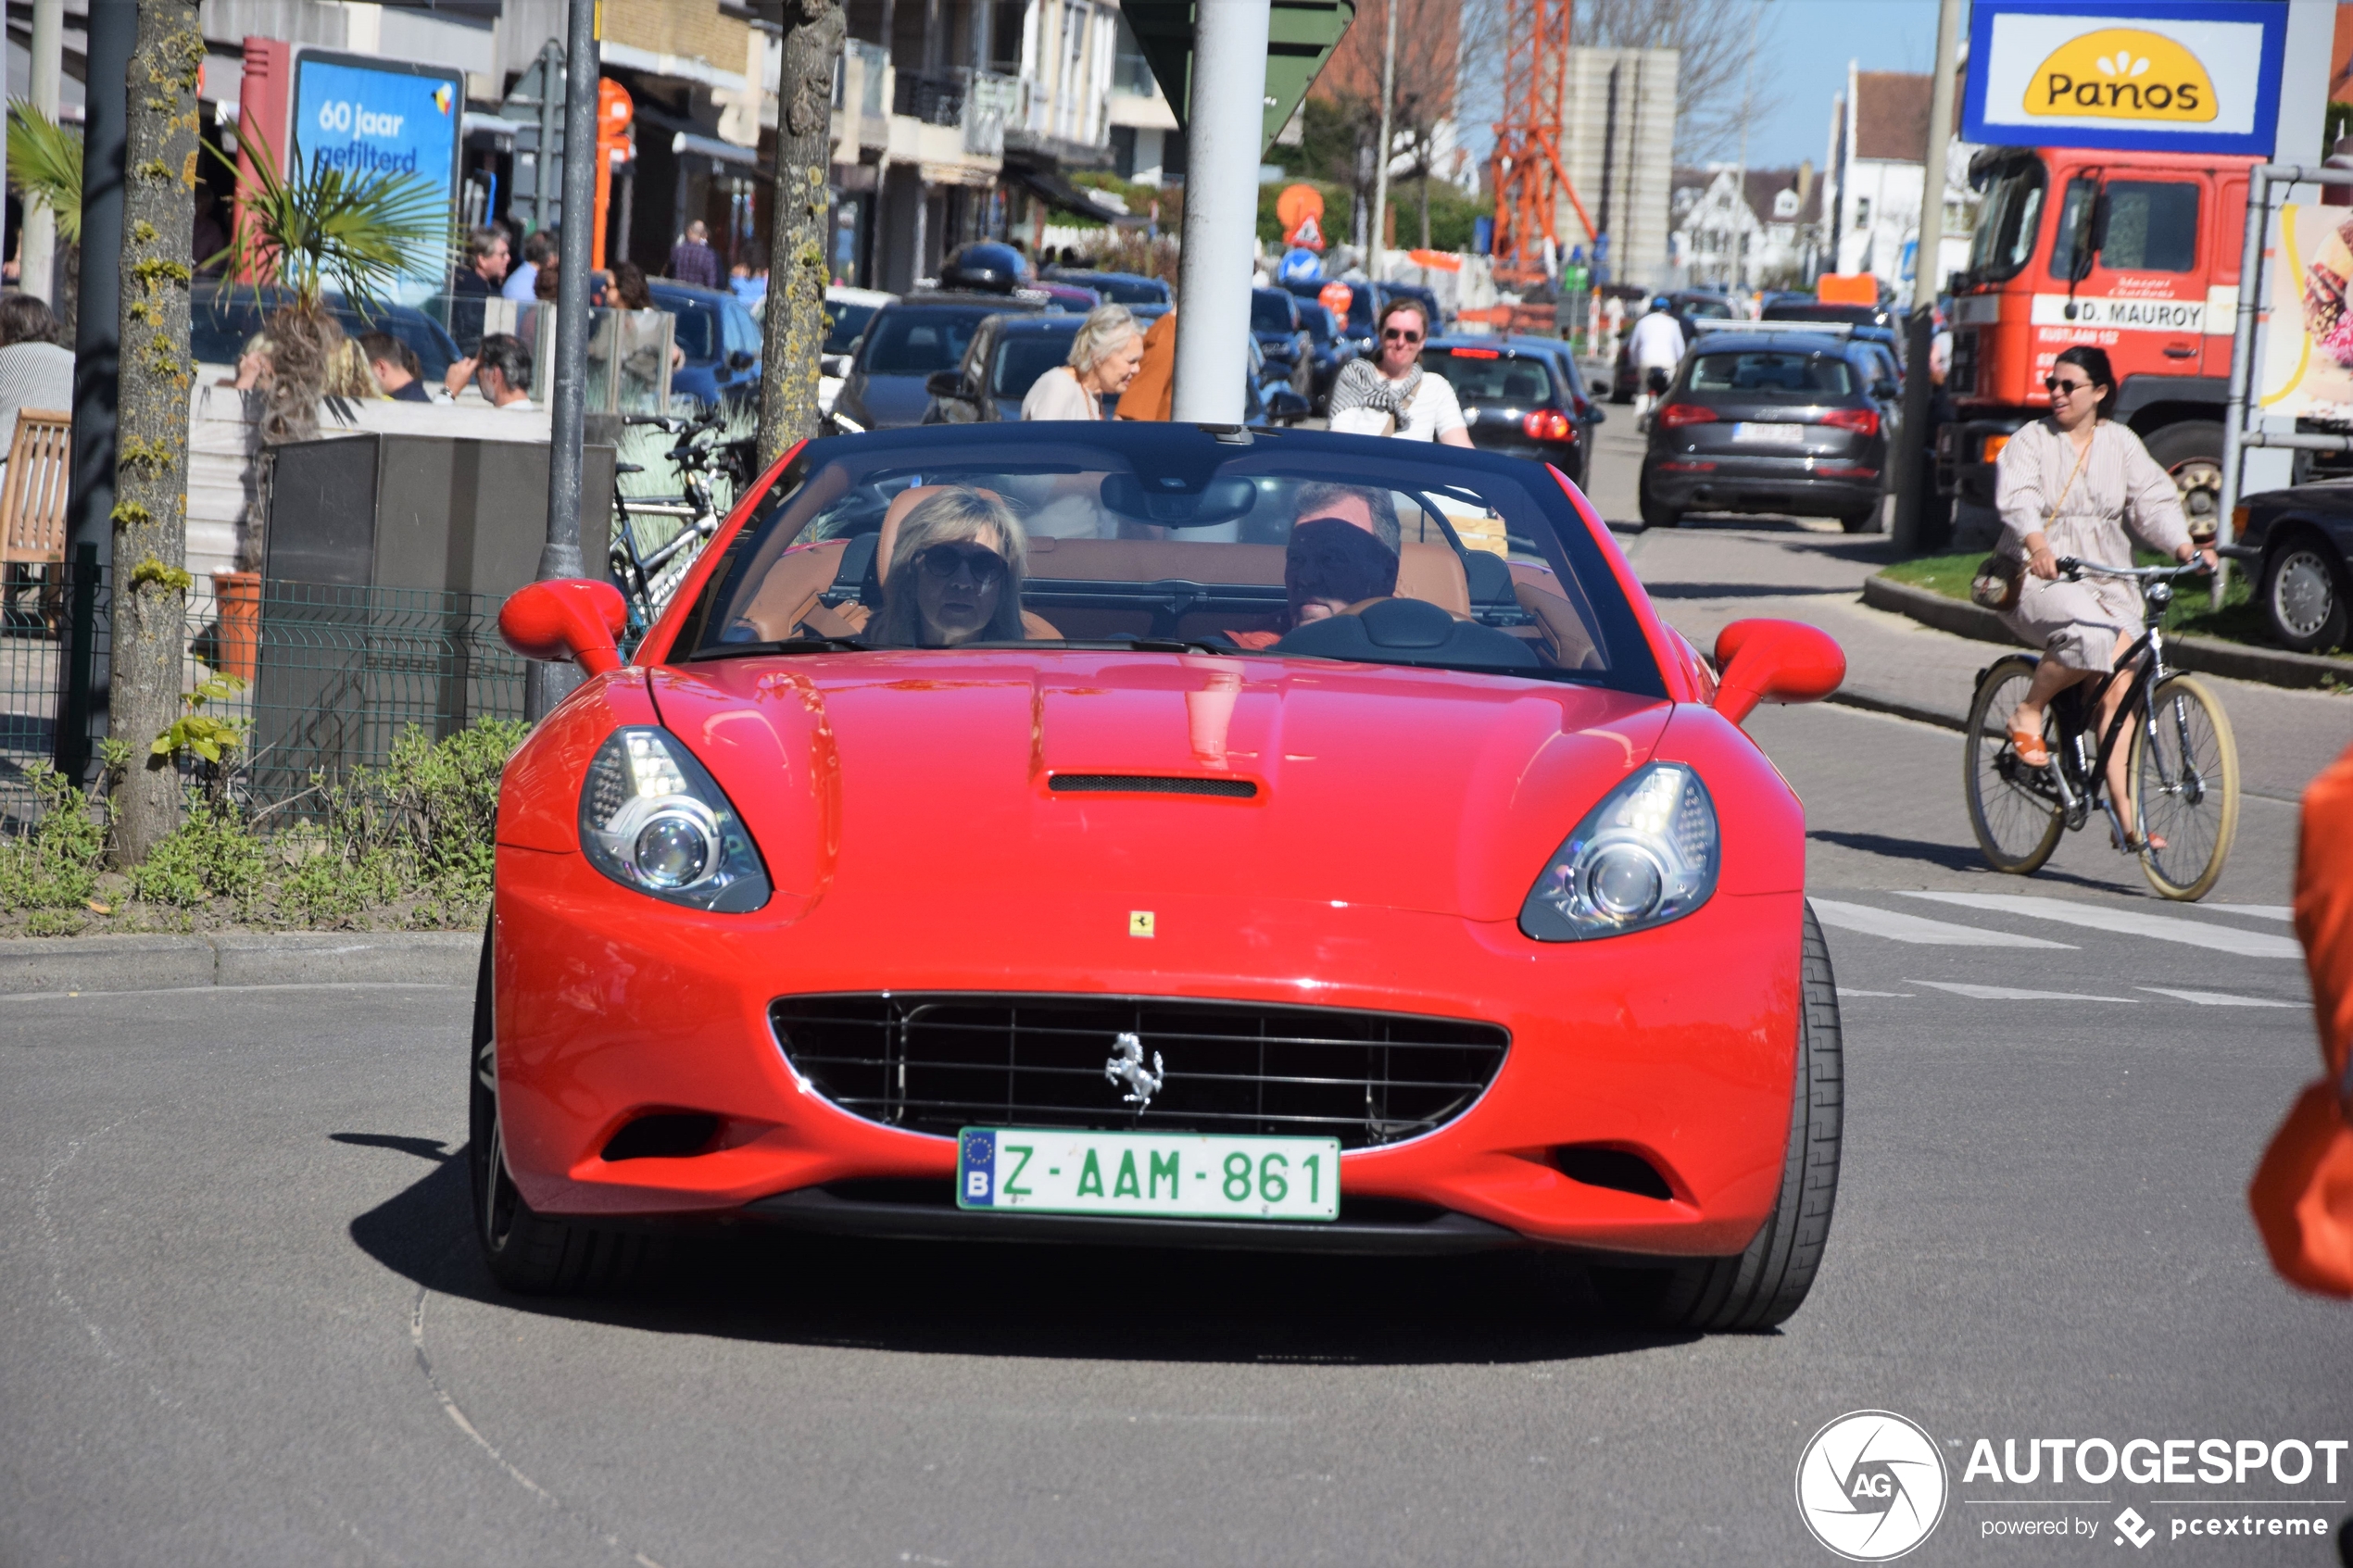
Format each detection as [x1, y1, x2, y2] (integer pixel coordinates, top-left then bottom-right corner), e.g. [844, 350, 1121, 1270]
[915, 543, 1008, 587]
[1382, 327, 1424, 344]
[2044, 376, 2093, 395]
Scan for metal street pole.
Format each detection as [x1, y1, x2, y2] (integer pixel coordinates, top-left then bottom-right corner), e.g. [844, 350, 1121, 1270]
[20, 0, 62, 302]
[528, 0, 600, 721]
[1172, 0, 1271, 423]
[1369, 0, 1398, 282]
[1891, 0, 1962, 553]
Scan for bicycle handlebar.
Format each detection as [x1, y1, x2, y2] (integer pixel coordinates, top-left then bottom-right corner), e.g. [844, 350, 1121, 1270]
[2056, 556, 2212, 583]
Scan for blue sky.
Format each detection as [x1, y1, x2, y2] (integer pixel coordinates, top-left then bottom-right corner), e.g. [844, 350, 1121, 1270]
[1737, 0, 1945, 169]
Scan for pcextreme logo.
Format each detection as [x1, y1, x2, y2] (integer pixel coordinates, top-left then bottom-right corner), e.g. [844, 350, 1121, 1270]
[2027, 28, 2217, 122]
[1796, 1411, 1950, 1562]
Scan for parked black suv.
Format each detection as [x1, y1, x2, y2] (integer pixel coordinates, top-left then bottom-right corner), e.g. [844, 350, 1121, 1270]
[1637, 330, 1891, 531]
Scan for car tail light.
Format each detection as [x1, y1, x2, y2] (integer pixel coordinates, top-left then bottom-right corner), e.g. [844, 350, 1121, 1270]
[1815, 465, 1880, 479]
[1656, 403, 1717, 428]
[1451, 346, 1500, 358]
[1982, 433, 2010, 463]
[1523, 408, 1574, 441]
[1822, 407, 1881, 437]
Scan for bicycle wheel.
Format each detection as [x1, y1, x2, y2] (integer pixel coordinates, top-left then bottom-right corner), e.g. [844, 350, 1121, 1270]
[2131, 673, 2239, 901]
[1964, 654, 2065, 874]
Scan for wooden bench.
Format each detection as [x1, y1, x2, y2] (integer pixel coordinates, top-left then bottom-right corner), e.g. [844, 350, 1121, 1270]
[0, 408, 70, 627]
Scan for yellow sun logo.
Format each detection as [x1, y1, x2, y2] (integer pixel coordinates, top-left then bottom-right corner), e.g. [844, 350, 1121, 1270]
[2026, 28, 2217, 121]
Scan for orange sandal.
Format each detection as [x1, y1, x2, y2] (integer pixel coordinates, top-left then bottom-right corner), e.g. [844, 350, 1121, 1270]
[2007, 725, 2050, 767]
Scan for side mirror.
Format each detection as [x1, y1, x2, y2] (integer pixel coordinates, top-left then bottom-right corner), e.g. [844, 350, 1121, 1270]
[1874, 380, 1900, 400]
[925, 369, 972, 400]
[1710, 618, 1844, 724]
[1588, 406, 1607, 425]
[1267, 388, 1312, 423]
[500, 579, 628, 676]
[727, 349, 757, 371]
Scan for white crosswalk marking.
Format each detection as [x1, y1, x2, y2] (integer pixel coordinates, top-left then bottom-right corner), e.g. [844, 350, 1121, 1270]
[1912, 980, 2140, 1002]
[1811, 899, 2075, 948]
[1895, 893, 2304, 960]
[2138, 987, 2301, 1009]
[2206, 904, 2295, 922]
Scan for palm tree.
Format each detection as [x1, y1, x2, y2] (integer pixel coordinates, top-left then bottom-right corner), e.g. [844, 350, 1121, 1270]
[8, 100, 82, 336]
[208, 137, 452, 449]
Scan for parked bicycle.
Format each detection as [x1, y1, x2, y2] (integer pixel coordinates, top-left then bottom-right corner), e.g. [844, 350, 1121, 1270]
[610, 406, 757, 636]
[1964, 556, 2240, 901]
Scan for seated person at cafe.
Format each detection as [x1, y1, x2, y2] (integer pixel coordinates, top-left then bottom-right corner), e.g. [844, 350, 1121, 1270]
[872, 487, 1033, 647]
[1228, 483, 1403, 648]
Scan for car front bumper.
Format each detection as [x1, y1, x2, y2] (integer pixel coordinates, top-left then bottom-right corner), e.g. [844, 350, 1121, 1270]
[491, 849, 1804, 1260]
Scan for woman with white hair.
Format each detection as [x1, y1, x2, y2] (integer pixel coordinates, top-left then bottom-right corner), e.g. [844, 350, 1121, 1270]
[1021, 304, 1145, 420]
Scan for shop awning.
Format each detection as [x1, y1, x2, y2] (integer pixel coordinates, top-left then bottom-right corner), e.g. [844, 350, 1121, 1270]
[1006, 165, 1146, 228]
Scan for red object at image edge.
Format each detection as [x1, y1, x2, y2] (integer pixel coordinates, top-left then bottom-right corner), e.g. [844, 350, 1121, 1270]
[499, 579, 628, 675]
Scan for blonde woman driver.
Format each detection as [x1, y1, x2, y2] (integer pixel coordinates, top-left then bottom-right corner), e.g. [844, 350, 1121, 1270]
[1021, 304, 1145, 420]
[1995, 345, 2215, 849]
[874, 487, 1035, 646]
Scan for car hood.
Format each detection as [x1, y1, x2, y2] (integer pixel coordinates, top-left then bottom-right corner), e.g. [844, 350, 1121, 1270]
[648, 651, 1671, 922]
[844, 371, 937, 430]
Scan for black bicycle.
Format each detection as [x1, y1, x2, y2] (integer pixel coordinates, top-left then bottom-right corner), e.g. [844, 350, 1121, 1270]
[1963, 556, 2241, 901]
[610, 407, 757, 637]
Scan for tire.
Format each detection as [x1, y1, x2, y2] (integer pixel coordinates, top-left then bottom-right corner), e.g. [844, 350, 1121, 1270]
[2142, 421, 2225, 541]
[1593, 902, 1843, 1332]
[469, 924, 661, 1294]
[2259, 534, 2350, 654]
[1837, 504, 1883, 533]
[2132, 673, 2240, 902]
[1638, 470, 1681, 529]
[1963, 654, 2066, 875]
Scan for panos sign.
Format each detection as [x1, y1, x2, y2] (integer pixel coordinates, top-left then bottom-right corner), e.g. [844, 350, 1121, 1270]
[1962, 0, 2288, 157]
[288, 50, 465, 300]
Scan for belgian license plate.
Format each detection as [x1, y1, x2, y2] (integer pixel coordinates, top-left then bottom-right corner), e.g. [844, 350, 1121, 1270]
[1733, 421, 1806, 444]
[956, 1128, 1340, 1222]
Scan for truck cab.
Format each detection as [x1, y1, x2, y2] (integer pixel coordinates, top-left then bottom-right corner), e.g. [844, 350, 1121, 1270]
[1943, 146, 2253, 541]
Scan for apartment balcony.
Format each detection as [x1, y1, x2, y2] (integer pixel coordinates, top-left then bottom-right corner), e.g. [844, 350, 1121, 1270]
[885, 67, 1013, 182]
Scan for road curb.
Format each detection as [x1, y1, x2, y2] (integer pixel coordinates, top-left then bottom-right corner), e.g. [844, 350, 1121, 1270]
[1860, 574, 2353, 692]
[0, 931, 479, 995]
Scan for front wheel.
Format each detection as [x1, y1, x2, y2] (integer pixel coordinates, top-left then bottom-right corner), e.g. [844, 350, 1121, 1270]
[1964, 654, 2065, 874]
[469, 925, 661, 1294]
[1593, 902, 1843, 1332]
[2132, 673, 2239, 901]
[2260, 537, 2349, 653]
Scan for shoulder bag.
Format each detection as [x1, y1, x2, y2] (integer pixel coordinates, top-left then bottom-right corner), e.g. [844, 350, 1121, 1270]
[1970, 427, 2094, 612]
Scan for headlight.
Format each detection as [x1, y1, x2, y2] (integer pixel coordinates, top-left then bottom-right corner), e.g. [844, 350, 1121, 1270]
[1519, 763, 1718, 941]
[579, 727, 771, 911]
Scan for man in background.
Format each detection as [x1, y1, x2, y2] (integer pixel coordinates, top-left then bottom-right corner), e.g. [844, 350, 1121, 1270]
[360, 332, 434, 403]
[1627, 296, 1686, 426]
[505, 229, 556, 304]
[442, 333, 535, 410]
[668, 220, 722, 290]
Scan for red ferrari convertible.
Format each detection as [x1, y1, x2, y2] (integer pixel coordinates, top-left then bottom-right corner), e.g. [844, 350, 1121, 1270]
[481, 421, 1847, 1330]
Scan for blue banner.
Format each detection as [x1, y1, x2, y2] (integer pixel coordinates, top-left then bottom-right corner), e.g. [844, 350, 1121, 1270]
[291, 52, 464, 298]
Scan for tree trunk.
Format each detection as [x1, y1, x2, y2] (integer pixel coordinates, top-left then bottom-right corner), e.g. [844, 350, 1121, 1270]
[110, 0, 203, 864]
[755, 0, 847, 470]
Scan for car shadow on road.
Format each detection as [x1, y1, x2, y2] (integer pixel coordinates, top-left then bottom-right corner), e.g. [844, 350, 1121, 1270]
[345, 1146, 1711, 1366]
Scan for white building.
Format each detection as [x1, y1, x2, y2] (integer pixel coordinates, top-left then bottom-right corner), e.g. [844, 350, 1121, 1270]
[1669, 165, 1824, 291]
[1820, 62, 1975, 298]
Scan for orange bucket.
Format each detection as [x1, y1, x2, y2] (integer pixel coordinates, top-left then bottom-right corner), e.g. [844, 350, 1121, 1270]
[212, 571, 261, 683]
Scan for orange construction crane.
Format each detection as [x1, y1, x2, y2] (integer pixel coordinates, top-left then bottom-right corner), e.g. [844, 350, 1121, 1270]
[1487, 0, 1594, 290]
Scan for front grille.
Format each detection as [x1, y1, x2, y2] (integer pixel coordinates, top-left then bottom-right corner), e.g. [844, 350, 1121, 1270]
[773, 994, 1508, 1149]
[1050, 774, 1256, 798]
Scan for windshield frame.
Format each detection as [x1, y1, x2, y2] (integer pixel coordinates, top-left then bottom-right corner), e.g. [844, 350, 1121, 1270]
[655, 426, 1667, 697]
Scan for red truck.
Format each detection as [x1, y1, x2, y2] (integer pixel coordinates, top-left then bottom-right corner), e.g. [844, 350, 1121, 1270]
[1942, 145, 2254, 539]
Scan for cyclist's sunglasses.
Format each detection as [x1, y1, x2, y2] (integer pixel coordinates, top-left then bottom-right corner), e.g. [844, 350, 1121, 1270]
[2044, 375, 2095, 395]
[915, 543, 1008, 587]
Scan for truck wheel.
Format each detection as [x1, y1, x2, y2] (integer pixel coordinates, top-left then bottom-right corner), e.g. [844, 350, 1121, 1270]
[2143, 421, 2225, 540]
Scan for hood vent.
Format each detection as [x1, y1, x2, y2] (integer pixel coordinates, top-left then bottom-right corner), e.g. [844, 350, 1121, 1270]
[1049, 774, 1256, 798]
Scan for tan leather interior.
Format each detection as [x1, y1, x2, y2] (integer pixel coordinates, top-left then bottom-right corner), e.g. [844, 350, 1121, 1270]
[1396, 543, 1470, 617]
[1514, 581, 1603, 670]
[737, 537, 849, 642]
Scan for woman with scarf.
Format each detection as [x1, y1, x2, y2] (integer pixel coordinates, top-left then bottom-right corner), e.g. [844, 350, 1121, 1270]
[1325, 298, 1472, 445]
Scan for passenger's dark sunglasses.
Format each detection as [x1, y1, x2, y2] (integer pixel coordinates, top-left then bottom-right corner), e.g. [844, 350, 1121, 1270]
[1382, 327, 1424, 343]
[915, 543, 1007, 586]
[2044, 376, 2093, 395]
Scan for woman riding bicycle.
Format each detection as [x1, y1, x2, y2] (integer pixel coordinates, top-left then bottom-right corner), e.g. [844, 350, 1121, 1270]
[1994, 345, 2216, 850]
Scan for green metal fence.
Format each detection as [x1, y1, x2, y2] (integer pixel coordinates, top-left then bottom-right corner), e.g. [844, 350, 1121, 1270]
[2, 546, 524, 824]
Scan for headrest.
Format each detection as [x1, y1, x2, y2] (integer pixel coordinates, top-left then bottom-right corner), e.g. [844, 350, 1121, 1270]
[1395, 541, 1470, 618]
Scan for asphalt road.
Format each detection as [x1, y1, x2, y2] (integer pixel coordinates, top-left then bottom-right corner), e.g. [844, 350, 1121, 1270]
[5, 431, 2348, 1567]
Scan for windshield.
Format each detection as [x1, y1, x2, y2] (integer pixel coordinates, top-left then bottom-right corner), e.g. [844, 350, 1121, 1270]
[675, 426, 1662, 694]
[1681, 296, 1734, 319]
[1969, 158, 2048, 282]
[862, 307, 996, 374]
[1090, 275, 1168, 305]
[2051, 177, 2200, 276]
[991, 329, 1080, 398]
[1423, 348, 1554, 404]
[669, 305, 716, 360]
[1689, 352, 1856, 396]
[1252, 293, 1297, 332]
[824, 300, 881, 354]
